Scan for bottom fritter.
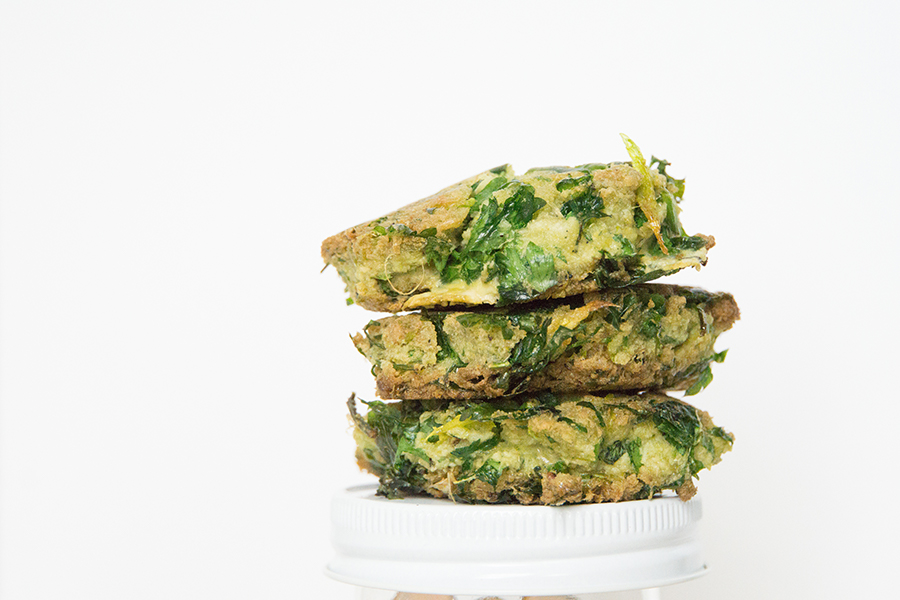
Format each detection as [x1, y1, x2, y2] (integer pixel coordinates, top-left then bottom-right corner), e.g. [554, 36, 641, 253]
[349, 392, 733, 505]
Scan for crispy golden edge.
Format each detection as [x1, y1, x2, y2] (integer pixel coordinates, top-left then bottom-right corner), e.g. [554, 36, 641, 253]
[321, 169, 492, 312]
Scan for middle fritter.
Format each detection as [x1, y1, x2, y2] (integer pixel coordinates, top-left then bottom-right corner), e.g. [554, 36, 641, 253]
[354, 284, 739, 400]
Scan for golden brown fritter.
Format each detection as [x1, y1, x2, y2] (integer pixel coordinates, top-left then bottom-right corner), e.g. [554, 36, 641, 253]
[350, 391, 733, 505]
[352, 285, 738, 400]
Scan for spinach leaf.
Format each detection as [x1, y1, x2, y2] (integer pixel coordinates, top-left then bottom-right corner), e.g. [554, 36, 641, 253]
[556, 173, 592, 192]
[494, 242, 557, 304]
[626, 439, 643, 472]
[575, 163, 608, 172]
[442, 181, 546, 284]
[577, 400, 606, 427]
[548, 460, 569, 473]
[496, 316, 576, 392]
[451, 429, 502, 473]
[558, 416, 587, 433]
[710, 426, 735, 444]
[560, 187, 607, 243]
[474, 459, 502, 487]
[421, 312, 467, 370]
[350, 397, 430, 498]
[650, 156, 685, 199]
[638, 292, 668, 339]
[684, 364, 714, 396]
[613, 234, 636, 256]
[375, 277, 399, 298]
[652, 400, 699, 455]
[597, 440, 626, 464]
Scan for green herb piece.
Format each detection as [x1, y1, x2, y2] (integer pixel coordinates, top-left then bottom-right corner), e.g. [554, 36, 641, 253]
[690, 456, 706, 476]
[558, 416, 587, 433]
[575, 163, 608, 171]
[494, 312, 589, 393]
[604, 293, 638, 329]
[421, 313, 467, 371]
[442, 180, 546, 285]
[548, 460, 569, 473]
[613, 234, 635, 256]
[396, 433, 430, 463]
[451, 433, 501, 460]
[458, 402, 503, 422]
[650, 156, 685, 199]
[652, 400, 700, 455]
[710, 426, 735, 443]
[634, 209, 648, 228]
[494, 242, 558, 304]
[577, 400, 606, 427]
[684, 364, 714, 396]
[597, 440, 626, 464]
[375, 278, 399, 298]
[349, 397, 429, 498]
[474, 459, 502, 487]
[556, 174, 592, 192]
[559, 186, 607, 243]
[626, 439, 642, 472]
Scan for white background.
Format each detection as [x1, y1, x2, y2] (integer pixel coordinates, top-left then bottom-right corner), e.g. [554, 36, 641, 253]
[1, 1, 898, 598]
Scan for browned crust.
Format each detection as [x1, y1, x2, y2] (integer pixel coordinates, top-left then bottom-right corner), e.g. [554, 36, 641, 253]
[419, 468, 668, 506]
[708, 291, 741, 331]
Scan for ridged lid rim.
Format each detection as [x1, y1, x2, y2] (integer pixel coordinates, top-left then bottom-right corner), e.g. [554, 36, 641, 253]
[326, 484, 706, 594]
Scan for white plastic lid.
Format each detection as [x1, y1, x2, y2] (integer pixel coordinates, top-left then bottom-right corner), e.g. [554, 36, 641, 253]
[326, 484, 706, 596]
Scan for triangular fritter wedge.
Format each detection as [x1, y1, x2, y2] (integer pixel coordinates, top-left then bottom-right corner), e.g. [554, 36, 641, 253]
[323, 155, 712, 312]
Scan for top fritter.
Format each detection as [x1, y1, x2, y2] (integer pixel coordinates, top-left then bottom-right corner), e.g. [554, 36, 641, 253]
[322, 136, 713, 312]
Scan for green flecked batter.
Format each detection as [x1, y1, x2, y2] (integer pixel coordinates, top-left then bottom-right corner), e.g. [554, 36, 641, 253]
[352, 285, 739, 400]
[349, 391, 733, 505]
[321, 139, 713, 312]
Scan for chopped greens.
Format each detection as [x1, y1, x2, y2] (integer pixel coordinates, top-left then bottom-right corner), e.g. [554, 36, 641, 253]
[597, 440, 626, 464]
[651, 399, 700, 455]
[626, 439, 643, 472]
[684, 365, 714, 396]
[474, 459, 503, 487]
[493, 242, 558, 303]
[442, 180, 547, 284]
[560, 186, 608, 243]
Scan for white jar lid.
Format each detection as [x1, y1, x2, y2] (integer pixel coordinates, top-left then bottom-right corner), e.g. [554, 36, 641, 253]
[326, 484, 706, 596]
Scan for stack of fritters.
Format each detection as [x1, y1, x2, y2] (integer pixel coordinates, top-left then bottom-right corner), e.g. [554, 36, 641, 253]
[322, 136, 738, 505]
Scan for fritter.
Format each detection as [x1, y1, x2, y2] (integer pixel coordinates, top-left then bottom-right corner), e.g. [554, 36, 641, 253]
[352, 284, 739, 400]
[349, 391, 733, 505]
[322, 137, 713, 312]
